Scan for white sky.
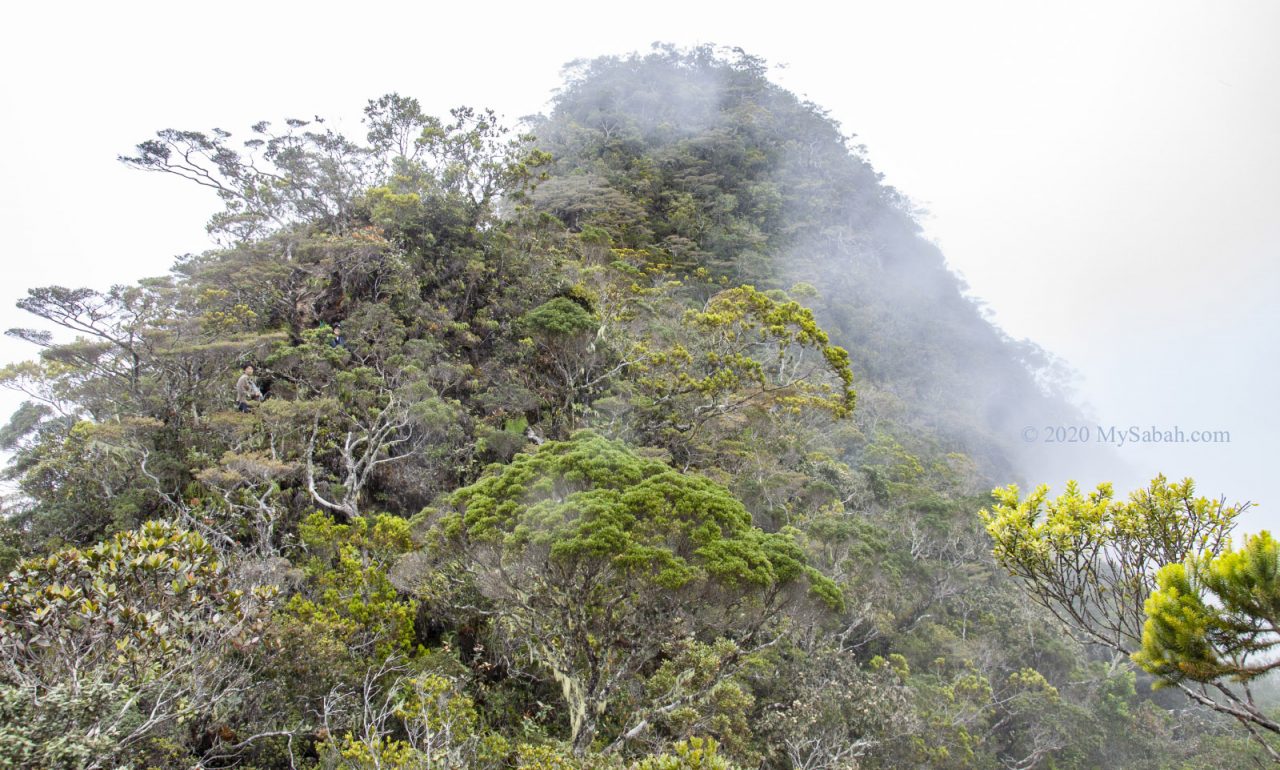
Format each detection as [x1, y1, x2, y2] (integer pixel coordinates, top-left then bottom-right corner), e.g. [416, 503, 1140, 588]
[1, 0, 1276, 530]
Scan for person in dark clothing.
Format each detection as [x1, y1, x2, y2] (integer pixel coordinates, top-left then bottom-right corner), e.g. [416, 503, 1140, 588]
[330, 324, 346, 348]
[235, 365, 263, 412]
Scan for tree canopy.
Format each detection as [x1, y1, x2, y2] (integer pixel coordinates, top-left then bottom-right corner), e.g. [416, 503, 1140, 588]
[0, 43, 1267, 769]
[423, 430, 839, 755]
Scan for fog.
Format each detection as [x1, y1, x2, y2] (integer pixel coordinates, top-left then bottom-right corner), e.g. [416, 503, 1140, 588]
[1, 0, 1276, 530]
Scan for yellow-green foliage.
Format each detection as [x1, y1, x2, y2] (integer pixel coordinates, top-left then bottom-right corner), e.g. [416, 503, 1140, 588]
[285, 512, 419, 658]
[981, 476, 1239, 571]
[1136, 531, 1280, 685]
[630, 738, 741, 770]
[514, 743, 617, 770]
[319, 672, 509, 769]
[323, 735, 423, 769]
[979, 475, 1241, 653]
[509, 739, 739, 770]
[642, 639, 755, 752]
[634, 285, 855, 420]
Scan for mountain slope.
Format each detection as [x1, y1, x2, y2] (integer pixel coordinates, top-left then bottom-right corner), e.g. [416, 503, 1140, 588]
[0, 44, 1260, 770]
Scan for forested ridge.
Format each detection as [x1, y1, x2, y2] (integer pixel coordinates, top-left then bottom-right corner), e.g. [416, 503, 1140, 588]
[0, 45, 1274, 768]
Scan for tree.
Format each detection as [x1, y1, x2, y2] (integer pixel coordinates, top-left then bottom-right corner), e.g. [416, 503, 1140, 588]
[979, 476, 1280, 760]
[264, 512, 476, 769]
[518, 295, 602, 430]
[0, 521, 277, 767]
[1135, 531, 1280, 746]
[316, 670, 509, 770]
[419, 431, 840, 755]
[120, 118, 376, 242]
[609, 282, 856, 469]
[755, 645, 916, 770]
[5, 65, 1252, 767]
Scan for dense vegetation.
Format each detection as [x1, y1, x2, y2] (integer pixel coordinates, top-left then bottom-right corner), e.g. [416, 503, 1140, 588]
[0, 45, 1273, 768]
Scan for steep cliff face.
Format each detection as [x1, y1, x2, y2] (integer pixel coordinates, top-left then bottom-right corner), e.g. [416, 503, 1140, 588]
[529, 45, 1088, 484]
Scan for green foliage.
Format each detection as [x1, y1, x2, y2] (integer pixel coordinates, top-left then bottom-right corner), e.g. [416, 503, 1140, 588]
[442, 430, 837, 604]
[265, 512, 428, 747]
[0, 679, 140, 770]
[0, 44, 1253, 769]
[428, 431, 838, 754]
[4, 417, 160, 547]
[623, 284, 855, 456]
[1137, 531, 1280, 686]
[682, 286, 854, 417]
[522, 297, 599, 338]
[554, 278, 859, 479]
[639, 638, 756, 755]
[0, 520, 269, 686]
[0, 521, 276, 767]
[320, 735, 423, 769]
[754, 643, 914, 769]
[516, 296, 602, 431]
[508, 738, 740, 770]
[533, 43, 1077, 483]
[513, 743, 618, 770]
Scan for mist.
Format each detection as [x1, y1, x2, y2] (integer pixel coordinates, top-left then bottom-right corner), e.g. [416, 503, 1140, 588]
[2, 1, 1277, 534]
[3, 5, 1280, 764]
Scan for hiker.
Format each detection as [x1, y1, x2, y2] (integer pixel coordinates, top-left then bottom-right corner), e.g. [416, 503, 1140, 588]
[330, 324, 346, 349]
[235, 365, 264, 412]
